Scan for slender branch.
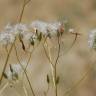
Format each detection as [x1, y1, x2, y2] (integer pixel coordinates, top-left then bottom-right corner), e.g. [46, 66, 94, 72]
[43, 39, 56, 87]
[23, 41, 41, 76]
[43, 45, 54, 68]
[0, 39, 16, 85]
[0, 0, 31, 85]
[55, 35, 61, 96]
[19, 0, 32, 23]
[63, 60, 95, 96]
[4, 45, 8, 54]
[23, 85, 28, 96]
[43, 36, 55, 68]
[14, 44, 36, 96]
[43, 35, 61, 96]
[59, 32, 80, 57]
[0, 82, 9, 95]
[64, 69, 90, 96]
[44, 84, 49, 96]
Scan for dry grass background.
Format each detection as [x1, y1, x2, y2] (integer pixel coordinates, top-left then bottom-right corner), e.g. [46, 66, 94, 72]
[0, 0, 96, 96]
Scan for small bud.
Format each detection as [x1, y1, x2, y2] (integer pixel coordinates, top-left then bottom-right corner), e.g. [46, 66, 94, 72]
[3, 72, 8, 79]
[30, 38, 34, 46]
[10, 64, 13, 73]
[21, 41, 26, 51]
[57, 31, 61, 37]
[37, 32, 42, 41]
[19, 34, 25, 51]
[56, 76, 60, 84]
[47, 74, 50, 84]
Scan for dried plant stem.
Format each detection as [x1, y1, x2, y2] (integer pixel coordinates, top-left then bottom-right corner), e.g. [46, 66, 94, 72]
[64, 61, 95, 96]
[43, 40, 56, 96]
[44, 35, 61, 96]
[0, 82, 22, 96]
[4, 45, 8, 54]
[54, 35, 61, 96]
[14, 44, 36, 96]
[0, 0, 31, 85]
[59, 32, 80, 57]
[45, 42, 55, 85]
[0, 82, 9, 95]
[0, 39, 16, 85]
[23, 85, 28, 96]
[19, 0, 31, 23]
[24, 42, 41, 73]
[43, 44, 54, 68]
[44, 84, 49, 96]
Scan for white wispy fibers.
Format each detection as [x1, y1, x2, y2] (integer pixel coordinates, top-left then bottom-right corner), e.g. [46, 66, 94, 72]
[4, 23, 14, 33]
[68, 28, 74, 33]
[4, 23, 29, 35]
[88, 29, 96, 49]
[13, 23, 29, 36]
[30, 20, 63, 36]
[30, 20, 48, 35]
[47, 22, 61, 35]
[4, 64, 22, 81]
[0, 21, 66, 47]
[22, 31, 37, 46]
[0, 32, 15, 46]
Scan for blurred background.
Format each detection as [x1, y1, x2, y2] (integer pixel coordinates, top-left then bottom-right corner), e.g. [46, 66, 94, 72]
[0, 0, 96, 96]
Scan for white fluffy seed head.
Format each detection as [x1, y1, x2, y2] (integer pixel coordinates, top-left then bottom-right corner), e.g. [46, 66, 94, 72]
[47, 22, 61, 36]
[4, 64, 22, 81]
[0, 32, 15, 46]
[30, 20, 62, 36]
[68, 28, 74, 33]
[22, 31, 37, 45]
[88, 29, 96, 49]
[30, 20, 48, 35]
[0, 21, 66, 47]
[14, 23, 29, 35]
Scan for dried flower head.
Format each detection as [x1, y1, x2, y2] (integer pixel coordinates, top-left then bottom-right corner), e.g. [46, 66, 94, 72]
[30, 20, 48, 35]
[0, 32, 15, 46]
[47, 22, 61, 36]
[88, 29, 96, 49]
[4, 64, 22, 81]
